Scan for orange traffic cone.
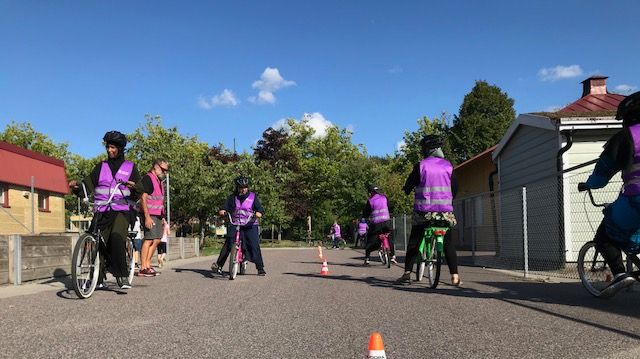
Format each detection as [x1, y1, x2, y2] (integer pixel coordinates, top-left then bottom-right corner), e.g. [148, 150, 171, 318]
[367, 332, 387, 359]
[320, 257, 329, 275]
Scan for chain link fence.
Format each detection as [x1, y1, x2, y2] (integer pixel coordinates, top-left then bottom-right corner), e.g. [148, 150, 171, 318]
[391, 169, 624, 280]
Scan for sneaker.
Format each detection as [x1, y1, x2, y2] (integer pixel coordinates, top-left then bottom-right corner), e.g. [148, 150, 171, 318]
[257, 269, 267, 276]
[363, 259, 370, 266]
[97, 282, 108, 290]
[390, 256, 398, 264]
[395, 272, 412, 285]
[600, 273, 635, 298]
[119, 278, 132, 289]
[211, 263, 223, 275]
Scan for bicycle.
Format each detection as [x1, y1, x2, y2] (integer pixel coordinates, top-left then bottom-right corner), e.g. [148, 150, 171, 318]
[227, 212, 255, 280]
[577, 188, 640, 298]
[323, 234, 346, 250]
[71, 181, 136, 299]
[377, 232, 392, 268]
[415, 220, 450, 289]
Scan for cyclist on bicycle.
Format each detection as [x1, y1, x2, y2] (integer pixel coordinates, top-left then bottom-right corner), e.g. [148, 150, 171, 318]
[210, 176, 266, 276]
[396, 134, 460, 286]
[578, 91, 640, 296]
[68, 131, 141, 289]
[356, 218, 368, 248]
[330, 220, 342, 249]
[362, 185, 395, 265]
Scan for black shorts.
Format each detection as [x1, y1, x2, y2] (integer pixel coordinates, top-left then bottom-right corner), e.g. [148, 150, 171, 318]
[157, 242, 167, 254]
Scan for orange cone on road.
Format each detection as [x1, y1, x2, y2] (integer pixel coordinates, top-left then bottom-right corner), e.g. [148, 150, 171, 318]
[367, 332, 387, 359]
[320, 257, 329, 275]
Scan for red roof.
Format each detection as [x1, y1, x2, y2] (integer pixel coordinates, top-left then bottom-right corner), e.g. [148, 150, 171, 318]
[0, 141, 68, 194]
[454, 145, 497, 170]
[559, 93, 625, 113]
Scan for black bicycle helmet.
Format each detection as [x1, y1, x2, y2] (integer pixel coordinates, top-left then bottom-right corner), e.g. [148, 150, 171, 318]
[617, 91, 640, 127]
[367, 184, 380, 194]
[420, 134, 443, 155]
[103, 131, 127, 148]
[234, 176, 250, 188]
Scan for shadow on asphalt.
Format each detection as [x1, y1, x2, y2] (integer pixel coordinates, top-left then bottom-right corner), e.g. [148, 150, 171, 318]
[173, 267, 215, 279]
[284, 271, 640, 340]
[55, 285, 130, 300]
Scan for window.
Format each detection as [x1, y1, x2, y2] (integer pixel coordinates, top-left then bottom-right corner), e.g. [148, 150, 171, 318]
[38, 191, 50, 212]
[0, 183, 8, 207]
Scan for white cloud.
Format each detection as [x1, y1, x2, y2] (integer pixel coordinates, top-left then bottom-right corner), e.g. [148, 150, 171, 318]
[545, 105, 563, 112]
[271, 112, 334, 138]
[249, 67, 296, 104]
[537, 65, 583, 82]
[396, 140, 406, 152]
[198, 89, 240, 109]
[387, 66, 403, 74]
[613, 84, 638, 95]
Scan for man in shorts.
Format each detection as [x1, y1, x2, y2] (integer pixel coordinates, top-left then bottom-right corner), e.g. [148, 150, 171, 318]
[138, 158, 169, 277]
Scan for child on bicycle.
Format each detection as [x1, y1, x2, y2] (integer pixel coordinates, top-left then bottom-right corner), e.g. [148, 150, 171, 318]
[330, 221, 342, 249]
[356, 218, 368, 248]
[397, 134, 460, 286]
[362, 185, 395, 265]
[210, 176, 266, 276]
[578, 91, 640, 297]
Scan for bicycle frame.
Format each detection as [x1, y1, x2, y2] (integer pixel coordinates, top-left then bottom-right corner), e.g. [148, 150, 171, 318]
[419, 227, 448, 259]
[227, 212, 254, 279]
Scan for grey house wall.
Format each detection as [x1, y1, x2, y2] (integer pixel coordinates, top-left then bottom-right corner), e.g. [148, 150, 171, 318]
[497, 125, 563, 269]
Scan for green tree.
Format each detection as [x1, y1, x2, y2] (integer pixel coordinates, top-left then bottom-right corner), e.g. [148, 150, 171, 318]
[449, 80, 515, 163]
[395, 114, 453, 168]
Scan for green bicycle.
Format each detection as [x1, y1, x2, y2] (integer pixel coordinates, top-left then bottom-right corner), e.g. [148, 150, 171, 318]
[415, 221, 450, 289]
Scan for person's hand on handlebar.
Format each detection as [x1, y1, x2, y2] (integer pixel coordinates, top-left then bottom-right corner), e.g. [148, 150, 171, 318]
[68, 180, 79, 189]
[219, 209, 226, 216]
[577, 182, 589, 192]
[255, 212, 262, 219]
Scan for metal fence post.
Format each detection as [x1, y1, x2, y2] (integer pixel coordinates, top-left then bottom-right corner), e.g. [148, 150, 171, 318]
[403, 214, 408, 251]
[522, 187, 529, 278]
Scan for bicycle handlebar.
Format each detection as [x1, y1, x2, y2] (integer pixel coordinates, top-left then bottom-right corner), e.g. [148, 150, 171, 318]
[226, 212, 255, 227]
[586, 188, 607, 208]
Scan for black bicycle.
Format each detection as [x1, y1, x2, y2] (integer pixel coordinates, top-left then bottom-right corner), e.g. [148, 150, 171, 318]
[576, 188, 640, 298]
[71, 182, 136, 299]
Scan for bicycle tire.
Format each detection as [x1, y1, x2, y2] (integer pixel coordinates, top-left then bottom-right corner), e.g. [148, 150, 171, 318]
[430, 251, 442, 289]
[416, 261, 425, 282]
[229, 245, 239, 280]
[339, 239, 347, 250]
[427, 236, 441, 288]
[71, 233, 100, 299]
[378, 249, 386, 265]
[577, 241, 610, 297]
[384, 248, 391, 269]
[117, 238, 135, 288]
[239, 261, 247, 275]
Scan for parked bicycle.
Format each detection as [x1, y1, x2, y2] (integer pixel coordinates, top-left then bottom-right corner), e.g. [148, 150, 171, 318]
[377, 232, 392, 268]
[577, 188, 640, 297]
[415, 220, 450, 288]
[71, 182, 136, 299]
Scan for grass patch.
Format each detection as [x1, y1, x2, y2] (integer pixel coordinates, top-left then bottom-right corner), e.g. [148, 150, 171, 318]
[199, 237, 313, 257]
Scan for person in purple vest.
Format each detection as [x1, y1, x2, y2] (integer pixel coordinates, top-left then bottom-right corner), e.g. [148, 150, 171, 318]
[362, 185, 395, 265]
[330, 220, 342, 248]
[69, 131, 141, 289]
[397, 134, 461, 286]
[210, 176, 266, 276]
[137, 158, 169, 277]
[578, 91, 640, 297]
[356, 218, 368, 248]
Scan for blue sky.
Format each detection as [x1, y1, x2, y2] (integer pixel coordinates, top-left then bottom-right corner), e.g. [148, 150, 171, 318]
[1, 1, 639, 158]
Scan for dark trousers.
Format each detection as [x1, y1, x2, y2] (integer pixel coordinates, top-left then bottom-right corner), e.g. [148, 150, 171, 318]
[365, 221, 395, 258]
[595, 222, 626, 275]
[404, 222, 458, 275]
[99, 212, 130, 278]
[217, 225, 264, 270]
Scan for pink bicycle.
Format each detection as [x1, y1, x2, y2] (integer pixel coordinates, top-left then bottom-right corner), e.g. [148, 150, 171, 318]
[227, 212, 253, 280]
[377, 232, 392, 269]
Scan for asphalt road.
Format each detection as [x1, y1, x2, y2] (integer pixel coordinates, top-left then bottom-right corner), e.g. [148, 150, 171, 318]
[1, 248, 640, 359]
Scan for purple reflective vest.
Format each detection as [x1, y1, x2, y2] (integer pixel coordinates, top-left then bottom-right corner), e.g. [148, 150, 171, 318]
[145, 172, 164, 216]
[368, 193, 390, 224]
[332, 223, 341, 238]
[94, 160, 134, 213]
[623, 124, 640, 196]
[357, 222, 368, 235]
[234, 192, 257, 226]
[414, 157, 453, 213]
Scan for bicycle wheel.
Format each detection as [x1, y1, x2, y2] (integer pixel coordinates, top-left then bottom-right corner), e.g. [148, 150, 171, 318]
[378, 249, 386, 265]
[427, 237, 441, 288]
[239, 261, 247, 275]
[577, 241, 610, 297]
[72, 233, 101, 299]
[338, 239, 347, 250]
[416, 260, 425, 282]
[229, 245, 239, 280]
[384, 248, 391, 268]
[116, 238, 135, 288]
